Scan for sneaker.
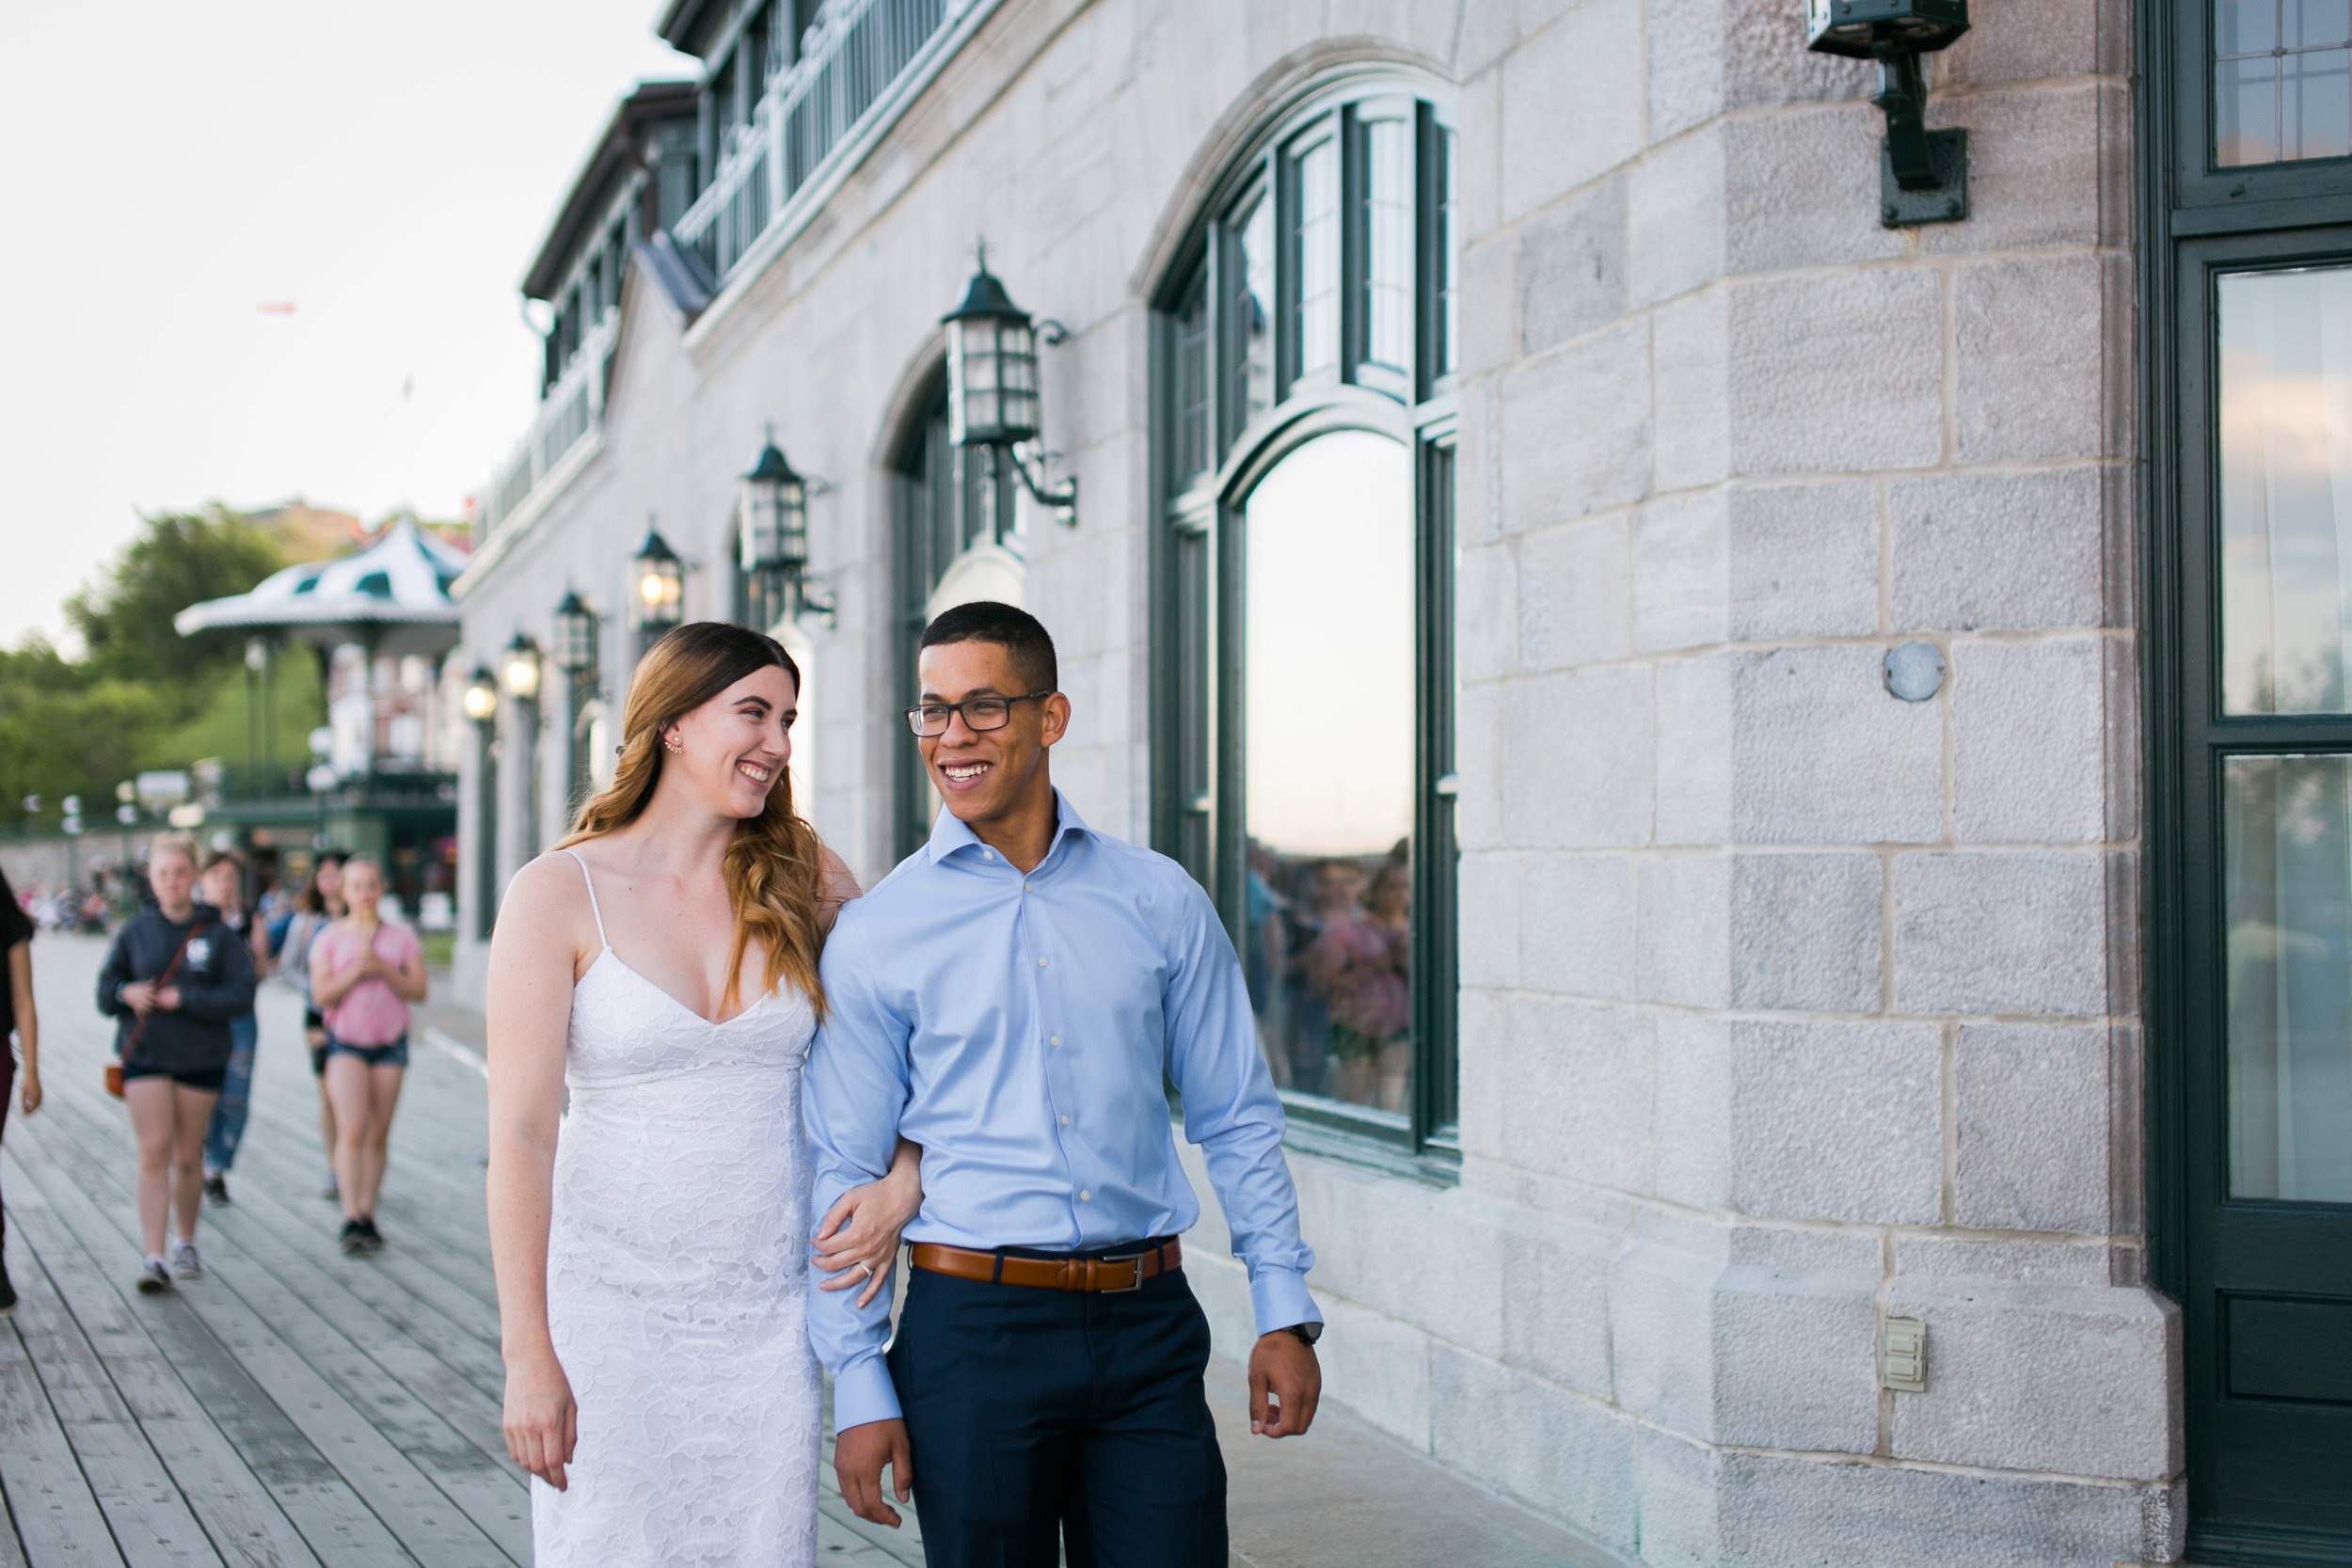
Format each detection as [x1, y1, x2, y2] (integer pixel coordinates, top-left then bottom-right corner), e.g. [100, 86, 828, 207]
[168, 1240, 202, 1279]
[320, 1177, 341, 1201]
[356, 1216, 384, 1254]
[338, 1220, 365, 1256]
[135, 1259, 172, 1294]
[203, 1174, 230, 1207]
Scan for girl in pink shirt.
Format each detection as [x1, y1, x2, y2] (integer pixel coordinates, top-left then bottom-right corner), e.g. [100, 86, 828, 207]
[310, 856, 426, 1254]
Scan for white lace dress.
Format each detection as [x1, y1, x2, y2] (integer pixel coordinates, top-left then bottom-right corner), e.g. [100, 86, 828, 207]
[534, 850, 821, 1567]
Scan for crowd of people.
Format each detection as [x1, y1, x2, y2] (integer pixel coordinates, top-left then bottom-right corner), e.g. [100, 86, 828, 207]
[0, 832, 425, 1307]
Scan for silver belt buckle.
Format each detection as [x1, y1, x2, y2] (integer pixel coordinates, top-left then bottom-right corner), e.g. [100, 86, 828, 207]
[1098, 1248, 1150, 1293]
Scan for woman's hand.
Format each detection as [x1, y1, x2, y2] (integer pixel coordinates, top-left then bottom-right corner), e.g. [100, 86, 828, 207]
[814, 1143, 922, 1308]
[20, 1069, 40, 1114]
[155, 986, 183, 1012]
[119, 980, 157, 1015]
[501, 1346, 578, 1491]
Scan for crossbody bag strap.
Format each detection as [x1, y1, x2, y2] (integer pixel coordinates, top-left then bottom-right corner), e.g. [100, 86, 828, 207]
[121, 920, 206, 1064]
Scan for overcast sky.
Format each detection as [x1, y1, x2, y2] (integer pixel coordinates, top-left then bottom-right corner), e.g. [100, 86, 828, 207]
[0, 3, 696, 649]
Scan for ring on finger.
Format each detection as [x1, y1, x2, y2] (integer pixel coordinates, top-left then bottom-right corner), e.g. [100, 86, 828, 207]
[855, 1261, 873, 1280]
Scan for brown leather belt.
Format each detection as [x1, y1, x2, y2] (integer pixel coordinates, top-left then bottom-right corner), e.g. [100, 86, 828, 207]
[909, 1239, 1182, 1293]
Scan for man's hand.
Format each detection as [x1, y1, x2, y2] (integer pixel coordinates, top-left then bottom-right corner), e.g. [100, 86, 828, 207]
[1248, 1330, 1320, 1438]
[835, 1418, 914, 1527]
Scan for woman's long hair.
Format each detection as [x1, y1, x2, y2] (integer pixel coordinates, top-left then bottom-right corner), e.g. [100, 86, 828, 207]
[557, 622, 826, 1017]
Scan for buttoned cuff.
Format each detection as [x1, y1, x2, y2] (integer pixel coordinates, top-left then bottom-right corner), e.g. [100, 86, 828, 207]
[830, 1355, 903, 1432]
[1248, 1266, 1322, 1338]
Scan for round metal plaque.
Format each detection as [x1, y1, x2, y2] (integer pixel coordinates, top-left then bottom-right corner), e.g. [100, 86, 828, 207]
[1883, 641, 1945, 702]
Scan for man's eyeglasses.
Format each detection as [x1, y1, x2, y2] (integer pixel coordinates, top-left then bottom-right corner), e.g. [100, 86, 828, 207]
[904, 691, 1056, 737]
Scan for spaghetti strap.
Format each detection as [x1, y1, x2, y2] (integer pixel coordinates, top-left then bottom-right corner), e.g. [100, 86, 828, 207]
[560, 848, 612, 951]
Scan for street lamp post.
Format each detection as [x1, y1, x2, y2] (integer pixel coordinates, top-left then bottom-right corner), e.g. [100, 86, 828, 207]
[551, 592, 600, 802]
[464, 666, 500, 941]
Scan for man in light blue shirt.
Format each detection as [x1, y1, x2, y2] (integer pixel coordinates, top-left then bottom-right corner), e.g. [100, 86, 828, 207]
[806, 601, 1322, 1568]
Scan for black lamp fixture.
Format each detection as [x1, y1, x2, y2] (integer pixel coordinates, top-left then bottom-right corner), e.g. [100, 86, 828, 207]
[629, 523, 686, 633]
[942, 242, 1077, 526]
[501, 632, 543, 703]
[463, 664, 500, 724]
[739, 428, 836, 626]
[1805, 0, 1970, 227]
[551, 590, 600, 678]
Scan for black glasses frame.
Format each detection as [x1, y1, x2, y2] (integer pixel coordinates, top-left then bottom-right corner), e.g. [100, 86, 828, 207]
[904, 689, 1057, 737]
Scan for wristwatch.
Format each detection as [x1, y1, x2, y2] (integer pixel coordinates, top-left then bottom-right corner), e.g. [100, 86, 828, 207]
[1285, 1321, 1323, 1347]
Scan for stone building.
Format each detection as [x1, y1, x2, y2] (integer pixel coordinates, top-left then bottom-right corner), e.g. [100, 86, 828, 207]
[448, 0, 2352, 1561]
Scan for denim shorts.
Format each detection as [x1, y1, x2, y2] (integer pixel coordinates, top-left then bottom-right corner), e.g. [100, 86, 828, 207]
[323, 1036, 409, 1069]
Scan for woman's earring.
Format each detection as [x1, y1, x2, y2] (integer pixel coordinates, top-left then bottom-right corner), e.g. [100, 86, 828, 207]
[663, 735, 682, 754]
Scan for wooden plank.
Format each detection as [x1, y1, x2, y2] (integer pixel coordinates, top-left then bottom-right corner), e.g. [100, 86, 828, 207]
[1, 1250, 222, 1566]
[5, 1156, 409, 1568]
[4, 1115, 515, 1568]
[0, 1317, 124, 1568]
[1, 1190, 330, 1568]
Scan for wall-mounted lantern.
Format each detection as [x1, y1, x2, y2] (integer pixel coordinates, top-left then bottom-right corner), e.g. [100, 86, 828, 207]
[502, 633, 543, 703]
[629, 524, 686, 634]
[464, 665, 500, 724]
[1805, 0, 1970, 227]
[943, 244, 1077, 526]
[551, 591, 600, 680]
[738, 428, 837, 627]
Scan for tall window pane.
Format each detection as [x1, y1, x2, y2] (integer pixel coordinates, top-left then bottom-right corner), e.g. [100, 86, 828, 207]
[1172, 274, 1212, 488]
[1438, 124, 1458, 381]
[1363, 113, 1412, 374]
[2219, 265, 2352, 713]
[2226, 753, 2352, 1201]
[1234, 190, 1276, 429]
[1291, 131, 1340, 381]
[2217, 0, 2352, 165]
[1244, 432, 1413, 1113]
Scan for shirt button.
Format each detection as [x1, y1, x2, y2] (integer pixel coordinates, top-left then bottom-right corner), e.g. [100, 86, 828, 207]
[1049, 1035, 1061, 1046]
[1059, 1115, 1070, 1126]
[1037, 956, 1048, 967]
[1079, 1190, 1090, 1202]
[981, 848, 993, 861]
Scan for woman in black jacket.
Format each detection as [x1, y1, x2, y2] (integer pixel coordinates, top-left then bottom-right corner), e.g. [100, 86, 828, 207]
[96, 832, 256, 1293]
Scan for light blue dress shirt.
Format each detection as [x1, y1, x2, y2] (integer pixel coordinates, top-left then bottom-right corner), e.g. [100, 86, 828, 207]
[805, 791, 1321, 1431]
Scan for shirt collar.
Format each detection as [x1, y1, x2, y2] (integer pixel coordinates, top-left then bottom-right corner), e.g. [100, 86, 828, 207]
[924, 788, 1092, 868]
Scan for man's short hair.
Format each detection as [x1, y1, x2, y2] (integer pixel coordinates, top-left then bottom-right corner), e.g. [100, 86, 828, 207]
[918, 600, 1057, 694]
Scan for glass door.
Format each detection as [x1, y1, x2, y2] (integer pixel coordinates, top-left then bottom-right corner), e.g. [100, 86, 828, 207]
[2175, 237, 2352, 1560]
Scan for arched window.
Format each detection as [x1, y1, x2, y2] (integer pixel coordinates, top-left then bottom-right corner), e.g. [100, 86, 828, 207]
[892, 372, 1023, 858]
[1152, 77, 1458, 1158]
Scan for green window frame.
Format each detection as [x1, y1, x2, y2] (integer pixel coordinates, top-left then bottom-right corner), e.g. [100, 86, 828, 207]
[1151, 78, 1460, 1168]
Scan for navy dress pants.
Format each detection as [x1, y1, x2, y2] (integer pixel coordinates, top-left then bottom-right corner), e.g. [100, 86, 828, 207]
[888, 1253, 1228, 1568]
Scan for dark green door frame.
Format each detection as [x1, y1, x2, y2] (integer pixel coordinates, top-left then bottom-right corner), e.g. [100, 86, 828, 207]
[2142, 4, 2352, 1557]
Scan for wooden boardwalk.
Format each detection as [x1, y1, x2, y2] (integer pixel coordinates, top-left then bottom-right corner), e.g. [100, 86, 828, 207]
[0, 933, 923, 1567]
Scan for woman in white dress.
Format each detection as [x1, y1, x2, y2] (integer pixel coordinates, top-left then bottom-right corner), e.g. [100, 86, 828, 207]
[485, 623, 918, 1566]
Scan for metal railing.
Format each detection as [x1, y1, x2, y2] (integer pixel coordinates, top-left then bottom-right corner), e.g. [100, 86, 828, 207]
[675, 0, 957, 282]
[477, 308, 619, 544]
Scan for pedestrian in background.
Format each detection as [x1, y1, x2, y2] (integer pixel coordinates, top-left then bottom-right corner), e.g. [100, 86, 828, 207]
[279, 851, 348, 1199]
[198, 850, 269, 1206]
[310, 855, 423, 1255]
[0, 861, 43, 1319]
[97, 833, 256, 1293]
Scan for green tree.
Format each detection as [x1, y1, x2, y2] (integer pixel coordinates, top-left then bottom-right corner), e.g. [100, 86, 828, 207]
[65, 507, 285, 709]
[3, 506, 298, 835]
